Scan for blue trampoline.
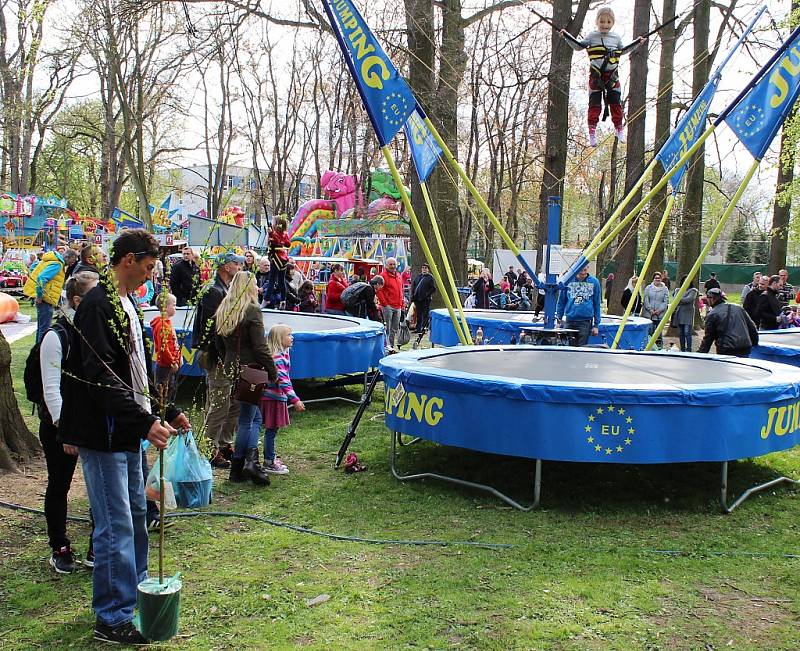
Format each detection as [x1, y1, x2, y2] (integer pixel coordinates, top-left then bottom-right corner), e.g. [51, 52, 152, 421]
[751, 328, 800, 367]
[429, 309, 651, 349]
[380, 346, 800, 511]
[142, 307, 385, 379]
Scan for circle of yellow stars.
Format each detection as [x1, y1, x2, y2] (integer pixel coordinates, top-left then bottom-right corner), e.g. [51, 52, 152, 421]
[584, 404, 635, 456]
[381, 93, 410, 127]
[733, 104, 766, 138]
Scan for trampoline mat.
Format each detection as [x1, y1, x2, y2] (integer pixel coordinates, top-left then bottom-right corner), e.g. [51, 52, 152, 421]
[420, 349, 772, 385]
[143, 308, 360, 332]
[759, 332, 800, 348]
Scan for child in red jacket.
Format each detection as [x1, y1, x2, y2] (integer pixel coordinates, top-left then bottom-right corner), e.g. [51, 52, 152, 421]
[150, 292, 181, 402]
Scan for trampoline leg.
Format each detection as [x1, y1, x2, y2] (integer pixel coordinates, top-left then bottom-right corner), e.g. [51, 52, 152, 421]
[390, 431, 541, 511]
[719, 461, 800, 514]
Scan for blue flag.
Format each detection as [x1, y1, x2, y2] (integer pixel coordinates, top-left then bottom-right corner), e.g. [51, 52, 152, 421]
[404, 109, 441, 182]
[656, 76, 719, 191]
[725, 30, 800, 160]
[322, 0, 416, 147]
[111, 207, 144, 229]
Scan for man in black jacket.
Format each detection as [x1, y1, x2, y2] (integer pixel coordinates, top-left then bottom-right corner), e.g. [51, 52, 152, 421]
[169, 246, 199, 306]
[343, 276, 384, 321]
[698, 288, 759, 357]
[191, 251, 244, 467]
[743, 275, 767, 324]
[411, 264, 436, 333]
[59, 229, 189, 645]
[756, 275, 783, 330]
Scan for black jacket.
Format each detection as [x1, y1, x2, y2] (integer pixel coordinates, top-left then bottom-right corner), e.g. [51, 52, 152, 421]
[344, 282, 380, 321]
[170, 259, 199, 306]
[756, 289, 782, 330]
[411, 272, 436, 302]
[621, 288, 642, 315]
[742, 286, 761, 323]
[72, 261, 99, 276]
[219, 303, 277, 379]
[59, 284, 180, 452]
[698, 303, 759, 354]
[192, 273, 228, 351]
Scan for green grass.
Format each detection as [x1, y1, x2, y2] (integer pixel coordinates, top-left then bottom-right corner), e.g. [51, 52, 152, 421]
[1, 332, 799, 650]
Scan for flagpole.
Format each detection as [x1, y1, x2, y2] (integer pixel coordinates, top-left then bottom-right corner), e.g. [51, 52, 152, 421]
[421, 117, 540, 286]
[645, 159, 760, 350]
[610, 194, 675, 349]
[419, 182, 473, 344]
[381, 146, 469, 346]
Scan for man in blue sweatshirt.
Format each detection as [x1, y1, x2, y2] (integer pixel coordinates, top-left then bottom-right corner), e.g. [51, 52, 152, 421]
[556, 264, 602, 346]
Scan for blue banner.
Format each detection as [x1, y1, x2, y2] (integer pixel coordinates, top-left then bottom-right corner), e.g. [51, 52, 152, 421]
[404, 109, 441, 182]
[725, 29, 800, 160]
[322, 0, 416, 147]
[656, 76, 720, 190]
[111, 207, 144, 229]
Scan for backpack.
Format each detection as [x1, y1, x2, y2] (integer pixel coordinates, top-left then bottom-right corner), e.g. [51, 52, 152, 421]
[341, 282, 369, 308]
[23, 322, 70, 405]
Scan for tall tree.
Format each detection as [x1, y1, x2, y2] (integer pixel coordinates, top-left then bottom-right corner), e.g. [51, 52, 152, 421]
[0, 331, 39, 471]
[535, 0, 592, 269]
[609, 0, 650, 313]
[677, 0, 711, 281]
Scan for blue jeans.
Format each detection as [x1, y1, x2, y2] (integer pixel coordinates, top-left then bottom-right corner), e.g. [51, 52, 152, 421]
[36, 302, 54, 343]
[264, 428, 278, 462]
[234, 402, 262, 458]
[678, 323, 693, 352]
[79, 448, 148, 627]
[567, 319, 593, 347]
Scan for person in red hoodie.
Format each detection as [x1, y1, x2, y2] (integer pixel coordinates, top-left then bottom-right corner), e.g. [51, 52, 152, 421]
[150, 292, 181, 401]
[265, 215, 291, 308]
[325, 263, 349, 314]
[377, 257, 405, 349]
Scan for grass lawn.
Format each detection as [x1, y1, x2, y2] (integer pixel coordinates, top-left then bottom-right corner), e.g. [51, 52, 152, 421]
[1, 331, 799, 650]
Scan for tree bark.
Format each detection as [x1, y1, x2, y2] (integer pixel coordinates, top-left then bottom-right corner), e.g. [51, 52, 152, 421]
[646, 0, 678, 275]
[677, 0, 711, 281]
[536, 0, 592, 270]
[0, 330, 40, 471]
[769, 121, 796, 272]
[609, 0, 651, 314]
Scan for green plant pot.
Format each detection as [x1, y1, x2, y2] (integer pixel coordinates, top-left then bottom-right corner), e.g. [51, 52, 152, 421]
[136, 576, 182, 641]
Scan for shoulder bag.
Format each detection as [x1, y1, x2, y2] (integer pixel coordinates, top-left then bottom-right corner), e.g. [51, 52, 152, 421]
[231, 324, 272, 405]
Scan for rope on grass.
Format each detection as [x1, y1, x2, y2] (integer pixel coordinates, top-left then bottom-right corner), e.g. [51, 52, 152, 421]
[0, 500, 512, 551]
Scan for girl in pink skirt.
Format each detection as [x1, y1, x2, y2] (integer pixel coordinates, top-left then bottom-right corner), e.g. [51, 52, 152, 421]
[260, 324, 306, 474]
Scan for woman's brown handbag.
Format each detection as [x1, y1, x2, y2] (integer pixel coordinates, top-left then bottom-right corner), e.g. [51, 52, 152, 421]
[233, 365, 272, 405]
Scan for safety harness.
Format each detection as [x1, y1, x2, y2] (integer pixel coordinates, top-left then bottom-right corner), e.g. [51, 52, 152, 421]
[586, 40, 622, 122]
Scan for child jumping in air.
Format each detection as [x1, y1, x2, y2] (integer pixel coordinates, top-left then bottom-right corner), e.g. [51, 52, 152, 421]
[260, 324, 306, 474]
[560, 6, 645, 147]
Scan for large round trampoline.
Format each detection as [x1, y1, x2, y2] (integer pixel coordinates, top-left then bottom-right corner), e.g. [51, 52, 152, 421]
[380, 346, 800, 510]
[750, 328, 800, 367]
[142, 307, 385, 379]
[429, 309, 651, 349]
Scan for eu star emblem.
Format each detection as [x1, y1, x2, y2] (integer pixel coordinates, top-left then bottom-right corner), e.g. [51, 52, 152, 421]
[584, 405, 635, 456]
[381, 93, 411, 127]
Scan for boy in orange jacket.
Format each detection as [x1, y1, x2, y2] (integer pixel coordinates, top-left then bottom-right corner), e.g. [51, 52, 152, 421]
[150, 292, 181, 402]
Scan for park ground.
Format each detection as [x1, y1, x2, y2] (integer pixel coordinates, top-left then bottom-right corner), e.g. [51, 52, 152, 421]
[0, 307, 799, 650]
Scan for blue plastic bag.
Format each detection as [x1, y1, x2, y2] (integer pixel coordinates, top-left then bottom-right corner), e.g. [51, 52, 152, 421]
[167, 431, 213, 508]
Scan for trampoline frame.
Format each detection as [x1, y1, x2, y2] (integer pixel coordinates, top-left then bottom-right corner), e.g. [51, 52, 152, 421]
[391, 435, 799, 513]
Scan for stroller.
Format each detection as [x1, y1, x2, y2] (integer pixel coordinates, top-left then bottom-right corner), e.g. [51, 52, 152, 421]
[488, 289, 522, 311]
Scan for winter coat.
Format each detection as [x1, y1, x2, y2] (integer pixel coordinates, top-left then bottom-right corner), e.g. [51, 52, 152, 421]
[411, 272, 436, 302]
[756, 289, 782, 330]
[219, 303, 277, 380]
[672, 287, 698, 327]
[23, 251, 65, 306]
[191, 273, 228, 352]
[325, 275, 349, 312]
[698, 303, 759, 354]
[170, 259, 199, 306]
[376, 269, 404, 309]
[642, 283, 670, 320]
[150, 315, 181, 368]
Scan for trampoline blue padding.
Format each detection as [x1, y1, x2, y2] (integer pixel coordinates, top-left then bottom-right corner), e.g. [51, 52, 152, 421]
[380, 347, 800, 464]
[751, 328, 800, 366]
[429, 309, 651, 349]
[142, 307, 385, 379]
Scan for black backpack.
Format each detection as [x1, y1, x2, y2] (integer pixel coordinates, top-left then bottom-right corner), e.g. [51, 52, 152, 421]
[341, 282, 369, 308]
[23, 322, 70, 406]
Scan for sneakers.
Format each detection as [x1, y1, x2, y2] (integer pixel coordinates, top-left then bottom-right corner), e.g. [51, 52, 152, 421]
[84, 548, 95, 568]
[588, 128, 598, 147]
[615, 127, 626, 143]
[210, 449, 231, 469]
[263, 458, 289, 475]
[93, 620, 150, 645]
[147, 518, 175, 532]
[49, 546, 78, 574]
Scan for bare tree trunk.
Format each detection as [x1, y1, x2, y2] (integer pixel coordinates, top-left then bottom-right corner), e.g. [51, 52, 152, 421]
[769, 118, 796, 271]
[647, 0, 678, 274]
[0, 331, 40, 471]
[677, 0, 711, 280]
[609, 0, 651, 313]
[536, 0, 592, 269]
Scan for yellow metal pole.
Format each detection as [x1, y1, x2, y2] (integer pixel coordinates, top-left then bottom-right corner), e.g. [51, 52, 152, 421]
[645, 159, 760, 350]
[610, 194, 675, 349]
[584, 158, 659, 255]
[420, 182, 473, 344]
[582, 125, 718, 263]
[381, 146, 468, 345]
